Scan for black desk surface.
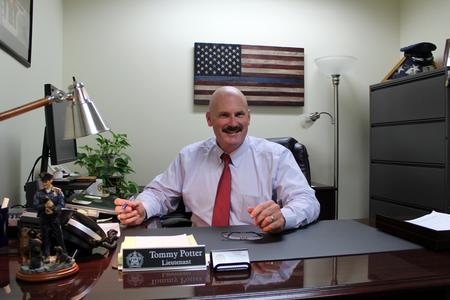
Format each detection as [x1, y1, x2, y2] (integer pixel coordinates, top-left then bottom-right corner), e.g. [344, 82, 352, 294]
[126, 220, 421, 262]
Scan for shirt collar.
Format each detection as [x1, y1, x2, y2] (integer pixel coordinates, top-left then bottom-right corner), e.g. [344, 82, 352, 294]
[212, 136, 250, 167]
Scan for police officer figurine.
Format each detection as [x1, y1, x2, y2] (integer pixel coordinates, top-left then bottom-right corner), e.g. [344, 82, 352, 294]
[33, 173, 67, 263]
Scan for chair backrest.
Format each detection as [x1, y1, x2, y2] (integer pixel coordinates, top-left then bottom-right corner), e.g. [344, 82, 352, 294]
[266, 137, 311, 185]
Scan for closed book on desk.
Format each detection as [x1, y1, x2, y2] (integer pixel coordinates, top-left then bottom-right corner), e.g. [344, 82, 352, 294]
[376, 214, 450, 250]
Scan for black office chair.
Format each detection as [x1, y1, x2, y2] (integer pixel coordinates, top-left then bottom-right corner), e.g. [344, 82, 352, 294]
[160, 136, 311, 227]
[265, 137, 311, 185]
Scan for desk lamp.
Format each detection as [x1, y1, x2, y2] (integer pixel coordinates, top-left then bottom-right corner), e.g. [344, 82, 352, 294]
[311, 55, 356, 219]
[0, 77, 109, 138]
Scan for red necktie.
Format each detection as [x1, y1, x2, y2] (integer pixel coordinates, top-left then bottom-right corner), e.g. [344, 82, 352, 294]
[212, 154, 231, 226]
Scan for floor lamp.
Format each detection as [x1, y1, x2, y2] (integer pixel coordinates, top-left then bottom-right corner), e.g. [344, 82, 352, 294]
[314, 55, 357, 219]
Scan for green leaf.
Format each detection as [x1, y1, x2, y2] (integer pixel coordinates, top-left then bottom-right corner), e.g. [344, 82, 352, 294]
[74, 131, 138, 197]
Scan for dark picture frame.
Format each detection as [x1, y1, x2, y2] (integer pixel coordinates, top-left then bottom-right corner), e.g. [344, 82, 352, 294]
[0, 0, 33, 68]
[443, 39, 450, 67]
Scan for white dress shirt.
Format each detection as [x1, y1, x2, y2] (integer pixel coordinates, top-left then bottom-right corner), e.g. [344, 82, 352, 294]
[139, 136, 320, 229]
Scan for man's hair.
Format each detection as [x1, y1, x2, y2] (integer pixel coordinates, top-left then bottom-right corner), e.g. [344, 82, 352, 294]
[41, 172, 54, 182]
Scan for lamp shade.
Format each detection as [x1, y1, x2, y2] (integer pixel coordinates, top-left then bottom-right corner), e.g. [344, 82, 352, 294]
[300, 111, 334, 129]
[64, 81, 109, 139]
[315, 55, 357, 76]
[300, 112, 320, 129]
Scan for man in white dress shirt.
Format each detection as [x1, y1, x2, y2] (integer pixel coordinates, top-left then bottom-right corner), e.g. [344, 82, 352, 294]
[115, 86, 319, 233]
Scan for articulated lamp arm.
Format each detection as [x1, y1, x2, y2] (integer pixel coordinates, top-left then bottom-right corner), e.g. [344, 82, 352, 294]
[0, 97, 50, 121]
[0, 89, 72, 122]
[0, 78, 109, 138]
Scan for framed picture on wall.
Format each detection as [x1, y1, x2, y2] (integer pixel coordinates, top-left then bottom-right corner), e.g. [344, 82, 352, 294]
[443, 39, 450, 67]
[193, 42, 305, 106]
[0, 0, 33, 68]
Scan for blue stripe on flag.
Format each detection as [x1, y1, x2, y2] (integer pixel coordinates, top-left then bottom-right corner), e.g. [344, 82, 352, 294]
[194, 75, 303, 85]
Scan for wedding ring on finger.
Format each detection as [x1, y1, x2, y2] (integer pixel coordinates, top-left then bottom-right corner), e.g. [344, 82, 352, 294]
[270, 215, 275, 223]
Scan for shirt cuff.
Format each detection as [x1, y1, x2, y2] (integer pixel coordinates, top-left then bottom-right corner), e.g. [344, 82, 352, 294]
[281, 207, 306, 230]
[139, 192, 157, 220]
[139, 190, 172, 221]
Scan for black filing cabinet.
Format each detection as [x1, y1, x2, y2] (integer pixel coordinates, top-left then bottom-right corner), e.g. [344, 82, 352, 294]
[369, 68, 450, 223]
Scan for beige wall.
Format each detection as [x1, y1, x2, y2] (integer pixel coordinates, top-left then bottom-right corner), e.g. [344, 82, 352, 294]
[400, 0, 450, 67]
[63, 0, 400, 219]
[2, 0, 449, 219]
[0, 0, 63, 205]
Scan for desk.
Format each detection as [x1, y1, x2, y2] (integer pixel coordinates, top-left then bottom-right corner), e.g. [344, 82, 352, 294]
[2, 221, 450, 299]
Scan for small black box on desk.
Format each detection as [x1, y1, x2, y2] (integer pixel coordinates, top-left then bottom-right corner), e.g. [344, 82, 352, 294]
[376, 214, 450, 250]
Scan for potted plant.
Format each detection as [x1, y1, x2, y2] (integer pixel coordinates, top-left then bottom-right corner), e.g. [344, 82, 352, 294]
[75, 131, 139, 198]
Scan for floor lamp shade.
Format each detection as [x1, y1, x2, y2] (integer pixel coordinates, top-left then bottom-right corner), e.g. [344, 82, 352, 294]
[315, 55, 357, 76]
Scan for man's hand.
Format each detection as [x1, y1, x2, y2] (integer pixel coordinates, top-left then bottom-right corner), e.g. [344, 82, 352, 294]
[247, 200, 285, 233]
[114, 198, 146, 226]
[52, 187, 63, 196]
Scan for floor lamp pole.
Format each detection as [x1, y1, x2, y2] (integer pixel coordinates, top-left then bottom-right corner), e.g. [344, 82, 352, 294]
[314, 55, 357, 220]
[332, 74, 340, 220]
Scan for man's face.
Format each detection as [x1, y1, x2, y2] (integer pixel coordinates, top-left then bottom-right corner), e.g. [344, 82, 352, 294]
[206, 90, 250, 154]
[42, 180, 52, 190]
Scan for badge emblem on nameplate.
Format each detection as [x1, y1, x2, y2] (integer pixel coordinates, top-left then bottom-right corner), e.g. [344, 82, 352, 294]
[126, 251, 144, 268]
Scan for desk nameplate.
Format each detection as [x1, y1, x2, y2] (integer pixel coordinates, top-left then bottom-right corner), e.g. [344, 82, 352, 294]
[122, 246, 206, 272]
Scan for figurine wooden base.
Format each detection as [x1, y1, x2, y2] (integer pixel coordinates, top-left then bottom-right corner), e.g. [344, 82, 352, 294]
[16, 262, 79, 282]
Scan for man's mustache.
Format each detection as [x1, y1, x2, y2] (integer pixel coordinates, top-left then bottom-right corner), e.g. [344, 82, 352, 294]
[222, 125, 242, 133]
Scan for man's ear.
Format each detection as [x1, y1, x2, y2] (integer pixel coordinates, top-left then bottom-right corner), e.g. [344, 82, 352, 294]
[206, 111, 213, 127]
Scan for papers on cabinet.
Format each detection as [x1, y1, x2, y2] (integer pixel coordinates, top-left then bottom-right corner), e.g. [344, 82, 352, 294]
[406, 211, 450, 231]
